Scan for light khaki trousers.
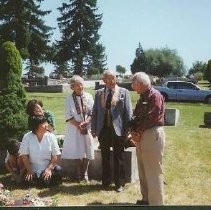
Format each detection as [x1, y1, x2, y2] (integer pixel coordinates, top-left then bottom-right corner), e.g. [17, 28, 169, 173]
[136, 126, 165, 205]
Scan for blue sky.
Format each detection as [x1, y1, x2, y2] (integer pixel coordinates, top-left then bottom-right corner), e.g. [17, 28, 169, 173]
[41, 0, 211, 75]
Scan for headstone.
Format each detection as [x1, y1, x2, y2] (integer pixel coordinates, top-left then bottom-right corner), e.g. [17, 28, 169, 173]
[60, 147, 139, 183]
[204, 112, 211, 126]
[165, 108, 180, 126]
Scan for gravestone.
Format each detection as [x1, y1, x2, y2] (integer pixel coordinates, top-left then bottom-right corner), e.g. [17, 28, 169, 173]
[60, 146, 139, 183]
[165, 108, 180, 126]
[204, 112, 211, 126]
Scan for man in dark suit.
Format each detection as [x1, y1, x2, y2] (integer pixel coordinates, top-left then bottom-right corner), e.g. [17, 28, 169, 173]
[91, 70, 133, 192]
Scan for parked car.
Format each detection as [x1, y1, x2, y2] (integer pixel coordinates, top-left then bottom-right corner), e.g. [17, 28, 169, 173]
[154, 81, 211, 104]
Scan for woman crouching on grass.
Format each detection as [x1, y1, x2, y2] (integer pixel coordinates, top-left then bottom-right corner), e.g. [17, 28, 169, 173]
[19, 115, 62, 187]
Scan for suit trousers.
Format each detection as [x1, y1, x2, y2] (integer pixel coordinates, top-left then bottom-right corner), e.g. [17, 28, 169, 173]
[136, 126, 165, 205]
[98, 126, 125, 188]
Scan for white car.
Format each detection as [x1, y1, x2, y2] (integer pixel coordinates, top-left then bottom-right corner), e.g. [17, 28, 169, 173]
[154, 81, 211, 104]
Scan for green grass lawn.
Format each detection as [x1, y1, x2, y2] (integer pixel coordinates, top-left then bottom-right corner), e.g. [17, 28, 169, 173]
[1, 89, 211, 205]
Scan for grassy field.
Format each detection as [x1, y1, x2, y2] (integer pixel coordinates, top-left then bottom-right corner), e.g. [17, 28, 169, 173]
[1, 88, 211, 206]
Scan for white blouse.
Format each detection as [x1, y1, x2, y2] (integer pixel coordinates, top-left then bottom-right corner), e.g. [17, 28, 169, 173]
[19, 131, 61, 177]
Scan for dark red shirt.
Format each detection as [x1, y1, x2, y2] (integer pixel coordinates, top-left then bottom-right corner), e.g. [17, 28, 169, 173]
[133, 87, 165, 132]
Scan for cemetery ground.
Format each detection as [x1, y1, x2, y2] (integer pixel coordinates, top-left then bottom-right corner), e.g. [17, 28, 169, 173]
[0, 89, 211, 206]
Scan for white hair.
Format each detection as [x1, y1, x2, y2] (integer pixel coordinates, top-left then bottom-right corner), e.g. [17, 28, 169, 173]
[70, 75, 84, 88]
[102, 70, 116, 79]
[131, 72, 151, 86]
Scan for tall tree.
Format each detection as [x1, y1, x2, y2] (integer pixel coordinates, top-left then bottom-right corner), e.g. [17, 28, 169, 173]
[0, 0, 54, 67]
[131, 42, 146, 74]
[56, 0, 106, 75]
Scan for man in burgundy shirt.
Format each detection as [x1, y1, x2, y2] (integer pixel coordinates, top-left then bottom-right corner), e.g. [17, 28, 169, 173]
[131, 72, 166, 205]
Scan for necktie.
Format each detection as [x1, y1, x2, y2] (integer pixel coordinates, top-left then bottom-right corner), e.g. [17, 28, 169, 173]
[106, 89, 112, 109]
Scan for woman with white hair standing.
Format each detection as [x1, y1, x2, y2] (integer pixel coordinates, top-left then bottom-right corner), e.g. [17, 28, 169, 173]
[61, 75, 94, 182]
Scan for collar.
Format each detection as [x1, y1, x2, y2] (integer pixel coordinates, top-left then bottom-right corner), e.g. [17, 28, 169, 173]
[140, 86, 151, 97]
[105, 84, 118, 93]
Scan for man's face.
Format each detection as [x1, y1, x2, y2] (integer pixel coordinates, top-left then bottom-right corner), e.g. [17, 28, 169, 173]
[103, 75, 116, 89]
[131, 81, 144, 94]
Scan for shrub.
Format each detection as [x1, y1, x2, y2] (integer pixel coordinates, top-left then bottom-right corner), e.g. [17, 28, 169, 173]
[0, 41, 27, 148]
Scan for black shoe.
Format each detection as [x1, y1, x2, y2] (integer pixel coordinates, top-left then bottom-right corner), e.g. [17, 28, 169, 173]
[115, 186, 124, 193]
[136, 200, 149, 205]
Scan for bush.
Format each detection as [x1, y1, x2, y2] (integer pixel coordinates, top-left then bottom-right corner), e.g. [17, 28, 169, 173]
[0, 41, 27, 148]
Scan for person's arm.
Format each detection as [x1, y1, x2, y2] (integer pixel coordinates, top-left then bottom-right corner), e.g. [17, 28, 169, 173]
[5, 152, 13, 173]
[42, 155, 58, 180]
[91, 91, 98, 137]
[19, 133, 34, 180]
[5, 160, 13, 173]
[65, 95, 81, 130]
[22, 154, 34, 181]
[79, 93, 94, 129]
[43, 133, 60, 180]
[123, 89, 133, 131]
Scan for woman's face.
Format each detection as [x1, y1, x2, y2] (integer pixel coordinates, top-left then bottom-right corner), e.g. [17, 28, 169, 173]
[34, 104, 44, 116]
[72, 82, 84, 95]
[36, 121, 49, 134]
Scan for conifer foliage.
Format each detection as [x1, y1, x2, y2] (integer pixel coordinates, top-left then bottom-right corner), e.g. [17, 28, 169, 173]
[0, 0, 53, 66]
[0, 41, 27, 148]
[56, 0, 106, 75]
[130, 42, 147, 74]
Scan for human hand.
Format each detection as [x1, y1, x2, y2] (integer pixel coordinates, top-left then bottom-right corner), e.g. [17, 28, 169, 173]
[91, 129, 96, 138]
[43, 168, 52, 180]
[25, 170, 34, 181]
[131, 131, 142, 143]
[73, 121, 81, 130]
[79, 121, 88, 130]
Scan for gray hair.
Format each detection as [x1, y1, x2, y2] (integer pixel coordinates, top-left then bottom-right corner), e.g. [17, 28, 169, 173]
[102, 70, 116, 79]
[70, 75, 84, 89]
[131, 72, 151, 86]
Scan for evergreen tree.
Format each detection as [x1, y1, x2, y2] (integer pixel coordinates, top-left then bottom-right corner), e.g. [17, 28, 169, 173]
[0, 41, 27, 148]
[0, 0, 53, 67]
[130, 42, 146, 74]
[56, 0, 106, 75]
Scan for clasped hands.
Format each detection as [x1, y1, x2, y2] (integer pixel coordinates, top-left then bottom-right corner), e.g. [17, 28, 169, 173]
[127, 131, 142, 146]
[74, 121, 88, 132]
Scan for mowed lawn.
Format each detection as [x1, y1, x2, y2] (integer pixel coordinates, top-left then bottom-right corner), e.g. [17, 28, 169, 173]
[1, 89, 211, 205]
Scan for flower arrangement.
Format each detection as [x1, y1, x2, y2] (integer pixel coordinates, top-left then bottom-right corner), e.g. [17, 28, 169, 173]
[0, 184, 14, 206]
[15, 190, 58, 207]
[0, 184, 58, 207]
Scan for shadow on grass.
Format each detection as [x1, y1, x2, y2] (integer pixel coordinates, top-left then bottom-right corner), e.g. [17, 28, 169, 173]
[199, 124, 211, 128]
[0, 172, 106, 195]
[38, 181, 108, 197]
